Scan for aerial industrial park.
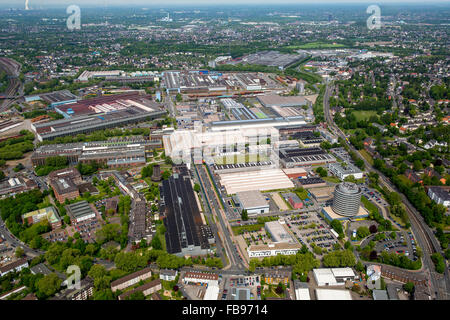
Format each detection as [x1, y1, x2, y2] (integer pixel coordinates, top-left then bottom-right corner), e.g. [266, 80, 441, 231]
[0, 1, 448, 309]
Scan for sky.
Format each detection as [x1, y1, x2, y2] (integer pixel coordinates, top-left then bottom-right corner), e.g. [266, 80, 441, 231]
[4, 0, 450, 8]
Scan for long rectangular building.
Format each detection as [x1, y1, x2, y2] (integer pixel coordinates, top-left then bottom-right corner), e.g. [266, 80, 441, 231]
[218, 168, 294, 194]
[32, 138, 162, 167]
[160, 165, 210, 257]
[31, 94, 165, 141]
[279, 147, 336, 168]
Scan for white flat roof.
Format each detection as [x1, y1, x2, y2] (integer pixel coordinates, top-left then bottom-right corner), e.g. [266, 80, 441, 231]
[236, 190, 269, 209]
[219, 168, 294, 194]
[295, 288, 311, 300]
[204, 284, 220, 301]
[315, 289, 352, 300]
[331, 268, 356, 278]
[313, 269, 336, 285]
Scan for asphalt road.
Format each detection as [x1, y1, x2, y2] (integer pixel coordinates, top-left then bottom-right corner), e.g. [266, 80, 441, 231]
[323, 83, 450, 300]
[0, 216, 43, 258]
[195, 164, 247, 272]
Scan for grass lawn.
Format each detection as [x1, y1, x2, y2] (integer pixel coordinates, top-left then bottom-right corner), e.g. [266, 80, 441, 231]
[352, 110, 379, 121]
[156, 224, 167, 251]
[262, 286, 285, 300]
[361, 196, 378, 214]
[322, 176, 341, 184]
[295, 188, 309, 200]
[231, 223, 264, 236]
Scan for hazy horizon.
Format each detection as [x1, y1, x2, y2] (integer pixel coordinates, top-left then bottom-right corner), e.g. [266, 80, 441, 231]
[2, 0, 450, 9]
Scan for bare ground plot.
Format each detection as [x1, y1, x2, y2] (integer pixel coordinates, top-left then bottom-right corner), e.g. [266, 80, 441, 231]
[271, 192, 289, 211]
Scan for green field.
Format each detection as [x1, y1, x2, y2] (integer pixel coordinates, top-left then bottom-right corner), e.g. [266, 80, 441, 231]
[352, 110, 379, 121]
[322, 176, 341, 184]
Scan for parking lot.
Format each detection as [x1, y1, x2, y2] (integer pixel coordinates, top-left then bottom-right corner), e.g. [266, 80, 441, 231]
[66, 218, 103, 243]
[361, 231, 418, 261]
[285, 213, 338, 253]
[43, 229, 69, 243]
[359, 185, 389, 207]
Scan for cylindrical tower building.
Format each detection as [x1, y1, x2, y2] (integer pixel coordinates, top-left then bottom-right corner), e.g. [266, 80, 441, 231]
[332, 182, 362, 217]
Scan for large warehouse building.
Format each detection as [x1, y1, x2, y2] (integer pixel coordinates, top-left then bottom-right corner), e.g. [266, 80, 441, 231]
[234, 191, 269, 214]
[218, 168, 294, 194]
[279, 147, 336, 168]
[160, 165, 210, 257]
[257, 94, 312, 108]
[32, 94, 165, 141]
[32, 138, 162, 167]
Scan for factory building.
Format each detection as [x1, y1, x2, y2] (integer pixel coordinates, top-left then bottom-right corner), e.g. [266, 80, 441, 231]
[31, 94, 165, 141]
[209, 118, 307, 132]
[279, 147, 336, 168]
[32, 138, 162, 167]
[218, 168, 294, 194]
[318, 128, 338, 144]
[257, 95, 311, 108]
[163, 126, 279, 165]
[160, 165, 210, 257]
[233, 191, 269, 214]
[25, 90, 79, 108]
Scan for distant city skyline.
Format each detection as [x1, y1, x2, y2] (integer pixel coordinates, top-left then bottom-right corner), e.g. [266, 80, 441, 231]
[3, 0, 450, 9]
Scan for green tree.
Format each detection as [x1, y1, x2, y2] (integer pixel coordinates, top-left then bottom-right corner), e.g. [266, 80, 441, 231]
[15, 247, 25, 258]
[403, 282, 415, 294]
[241, 209, 249, 221]
[37, 273, 62, 298]
[151, 235, 162, 250]
[356, 226, 370, 239]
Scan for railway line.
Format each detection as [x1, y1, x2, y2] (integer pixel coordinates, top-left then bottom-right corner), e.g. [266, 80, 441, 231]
[0, 57, 23, 112]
